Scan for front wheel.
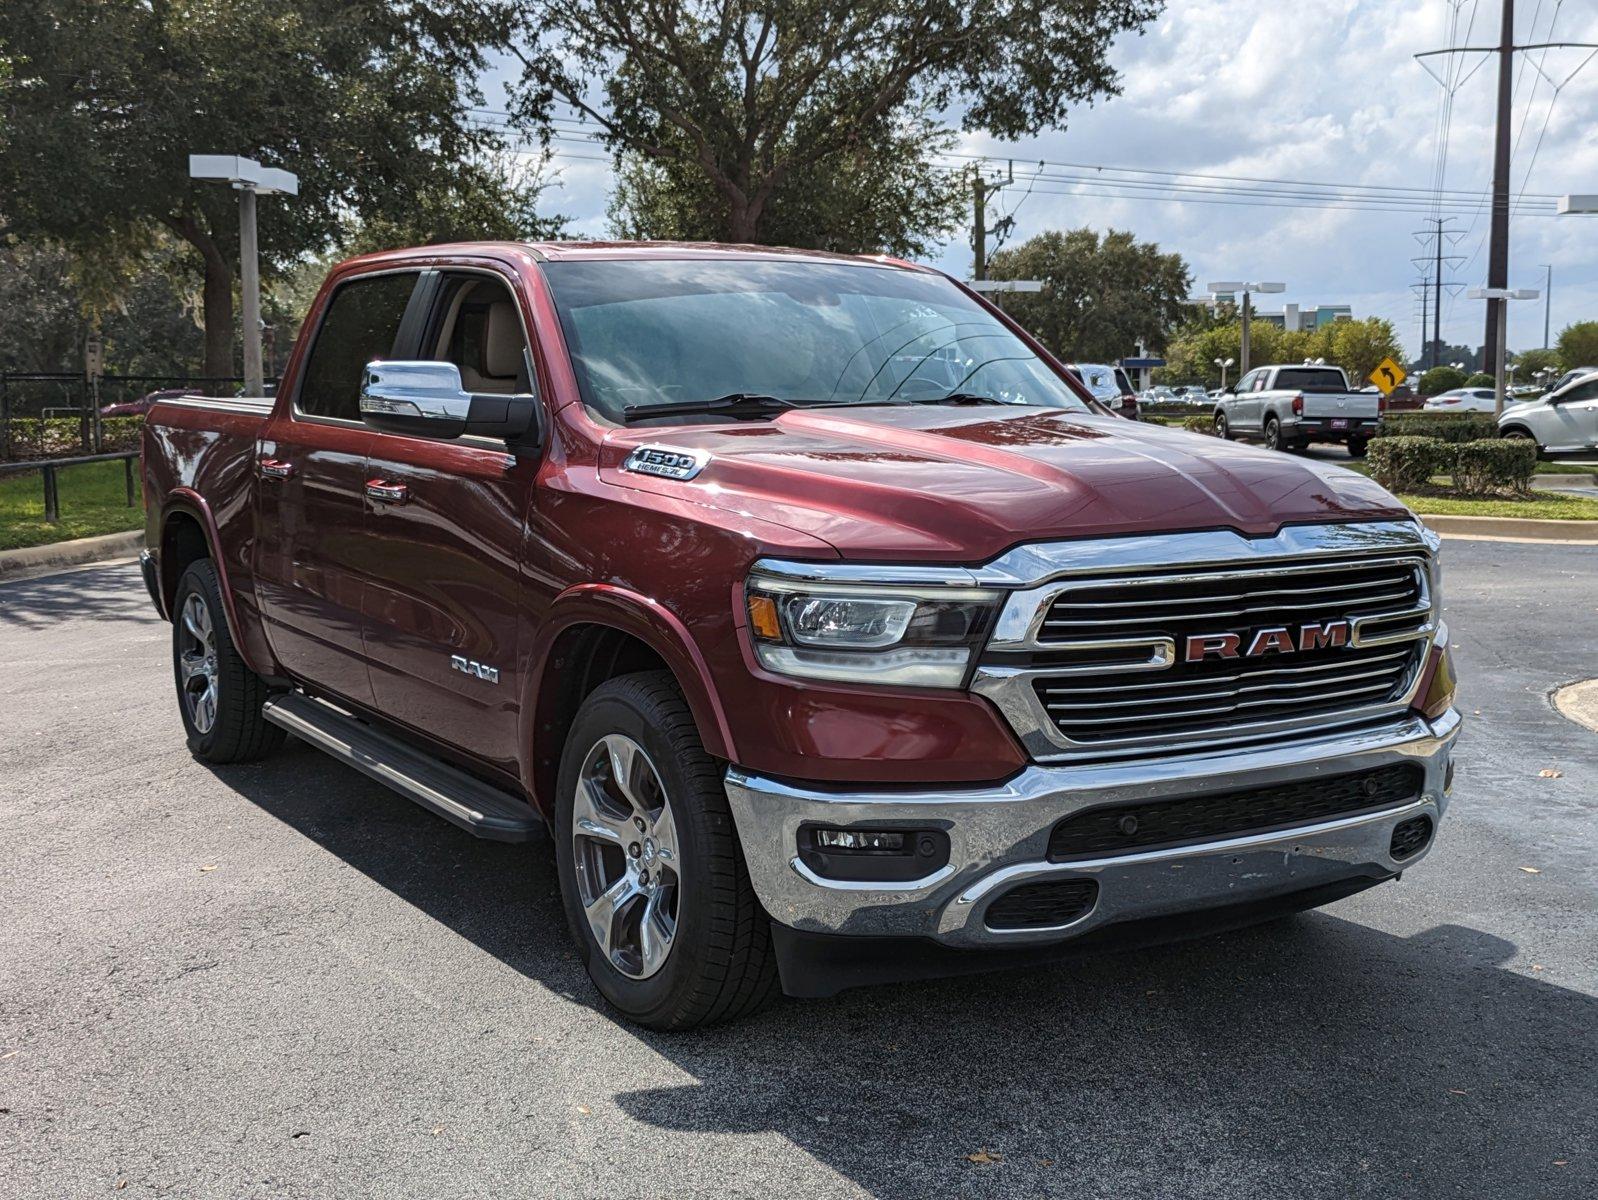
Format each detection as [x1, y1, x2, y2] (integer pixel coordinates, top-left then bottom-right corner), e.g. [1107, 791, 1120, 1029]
[1500, 427, 1543, 459]
[1214, 411, 1231, 439]
[1346, 435, 1369, 459]
[555, 671, 778, 1030]
[172, 559, 285, 763]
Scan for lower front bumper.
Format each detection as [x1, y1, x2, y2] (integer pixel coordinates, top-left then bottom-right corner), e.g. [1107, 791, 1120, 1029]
[725, 709, 1459, 952]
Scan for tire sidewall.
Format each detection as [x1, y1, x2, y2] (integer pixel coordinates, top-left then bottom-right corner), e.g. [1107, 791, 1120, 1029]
[553, 682, 729, 1024]
[1215, 412, 1229, 439]
[1264, 417, 1281, 450]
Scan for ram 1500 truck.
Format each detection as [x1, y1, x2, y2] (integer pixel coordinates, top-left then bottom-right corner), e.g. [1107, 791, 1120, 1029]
[139, 242, 1460, 1030]
[1213, 363, 1383, 455]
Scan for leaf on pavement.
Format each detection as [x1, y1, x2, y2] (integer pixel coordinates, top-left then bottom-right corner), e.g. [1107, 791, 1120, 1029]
[1538, 768, 1563, 779]
[199, 864, 218, 872]
[966, 1149, 1002, 1164]
[1447, 1089, 1468, 1096]
[1519, 866, 1541, 874]
[575, 1104, 591, 1115]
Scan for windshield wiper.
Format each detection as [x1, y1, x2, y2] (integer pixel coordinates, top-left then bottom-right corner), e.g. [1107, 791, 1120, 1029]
[907, 392, 1015, 406]
[623, 393, 798, 422]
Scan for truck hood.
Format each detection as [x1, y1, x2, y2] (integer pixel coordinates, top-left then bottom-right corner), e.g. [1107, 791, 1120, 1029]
[600, 406, 1412, 562]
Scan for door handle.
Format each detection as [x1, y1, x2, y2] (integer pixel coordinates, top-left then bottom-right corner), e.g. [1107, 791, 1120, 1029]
[258, 457, 295, 480]
[365, 478, 409, 505]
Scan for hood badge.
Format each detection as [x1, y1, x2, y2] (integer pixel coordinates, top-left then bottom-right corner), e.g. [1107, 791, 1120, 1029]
[1185, 621, 1350, 663]
[623, 445, 708, 481]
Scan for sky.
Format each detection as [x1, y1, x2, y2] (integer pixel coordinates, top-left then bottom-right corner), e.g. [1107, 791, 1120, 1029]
[483, 0, 1598, 361]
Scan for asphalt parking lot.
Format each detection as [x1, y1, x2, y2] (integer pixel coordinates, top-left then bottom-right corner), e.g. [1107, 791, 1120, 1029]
[2, 540, 1595, 1199]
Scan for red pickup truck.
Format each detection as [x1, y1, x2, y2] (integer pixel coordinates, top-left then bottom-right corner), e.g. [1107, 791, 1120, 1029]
[139, 241, 1460, 1029]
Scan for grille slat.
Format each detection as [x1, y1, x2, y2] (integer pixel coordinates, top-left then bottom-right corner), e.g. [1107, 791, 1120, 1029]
[1026, 555, 1430, 753]
[1047, 764, 1424, 860]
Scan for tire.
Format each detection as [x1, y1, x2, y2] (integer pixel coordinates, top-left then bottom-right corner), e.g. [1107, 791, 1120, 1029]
[1501, 427, 1544, 459]
[1263, 416, 1283, 452]
[555, 671, 778, 1030]
[172, 559, 285, 763]
[1346, 436, 1370, 459]
[1214, 411, 1231, 439]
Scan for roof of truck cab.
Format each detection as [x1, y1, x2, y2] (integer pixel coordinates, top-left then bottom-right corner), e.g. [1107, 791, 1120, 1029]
[336, 240, 929, 273]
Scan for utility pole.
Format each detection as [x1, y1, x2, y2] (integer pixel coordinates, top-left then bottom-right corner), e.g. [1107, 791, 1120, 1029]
[970, 164, 1014, 283]
[1543, 264, 1553, 347]
[1483, 0, 1514, 376]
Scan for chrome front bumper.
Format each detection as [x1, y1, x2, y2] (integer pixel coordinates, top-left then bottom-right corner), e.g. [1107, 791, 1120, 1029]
[725, 708, 1459, 949]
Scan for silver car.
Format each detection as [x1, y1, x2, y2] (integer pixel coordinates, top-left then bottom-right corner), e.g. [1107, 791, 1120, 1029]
[1498, 370, 1598, 453]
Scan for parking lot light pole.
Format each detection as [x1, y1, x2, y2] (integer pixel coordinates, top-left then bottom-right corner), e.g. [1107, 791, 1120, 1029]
[1467, 286, 1540, 415]
[1213, 356, 1235, 389]
[188, 156, 299, 397]
[1207, 280, 1284, 375]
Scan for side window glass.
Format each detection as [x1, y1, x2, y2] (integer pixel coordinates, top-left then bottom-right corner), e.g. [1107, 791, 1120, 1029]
[1567, 380, 1598, 403]
[297, 273, 418, 420]
[1253, 372, 1271, 392]
[1235, 371, 1257, 393]
[423, 276, 532, 395]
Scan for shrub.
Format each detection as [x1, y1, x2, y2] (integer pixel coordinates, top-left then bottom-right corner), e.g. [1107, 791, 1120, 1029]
[1463, 372, 1495, 388]
[1379, 411, 1498, 443]
[1417, 365, 1468, 396]
[1182, 415, 1214, 435]
[1368, 436, 1450, 492]
[1451, 438, 1537, 495]
[1, 416, 143, 461]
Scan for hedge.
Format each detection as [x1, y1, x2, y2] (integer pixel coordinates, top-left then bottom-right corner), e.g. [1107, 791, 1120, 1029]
[1182, 415, 1214, 435]
[1369, 436, 1449, 492]
[1451, 438, 1537, 495]
[1379, 411, 1498, 443]
[1, 416, 144, 460]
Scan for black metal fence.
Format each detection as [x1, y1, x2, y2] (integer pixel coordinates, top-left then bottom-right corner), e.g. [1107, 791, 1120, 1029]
[0, 451, 141, 524]
[0, 372, 276, 461]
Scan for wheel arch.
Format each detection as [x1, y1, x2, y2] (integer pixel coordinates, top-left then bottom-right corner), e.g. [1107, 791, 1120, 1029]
[156, 489, 266, 675]
[521, 586, 736, 817]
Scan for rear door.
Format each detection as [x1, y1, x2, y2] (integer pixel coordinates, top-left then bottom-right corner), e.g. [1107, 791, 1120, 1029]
[359, 267, 542, 775]
[254, 269, 425, 707]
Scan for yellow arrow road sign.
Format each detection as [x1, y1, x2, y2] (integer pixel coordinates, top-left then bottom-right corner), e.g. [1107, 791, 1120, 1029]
[1370, 356, 1406, 396]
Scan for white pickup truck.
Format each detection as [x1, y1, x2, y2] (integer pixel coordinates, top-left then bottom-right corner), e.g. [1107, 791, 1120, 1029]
[1213, 364, 1381, 456]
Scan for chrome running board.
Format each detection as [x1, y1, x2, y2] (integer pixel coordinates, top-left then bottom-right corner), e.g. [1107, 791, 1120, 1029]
[262, 692, 541, 842]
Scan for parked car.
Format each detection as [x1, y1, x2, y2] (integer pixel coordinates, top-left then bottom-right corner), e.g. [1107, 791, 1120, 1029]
[1214, 364, 1382, 455]
[1172, 386, 1211, 408]
[138, 241, 1459, 1029]
[1424, 387, 1498, 414]
[1498, 369, 1598, 453]
[1064, 362, 1139, 420]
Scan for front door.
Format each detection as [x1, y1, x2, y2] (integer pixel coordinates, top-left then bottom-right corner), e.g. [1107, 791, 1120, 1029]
[254, 269, 423, 708]
[1547, 378, 1598, 450]
[359, 270, 541, 774]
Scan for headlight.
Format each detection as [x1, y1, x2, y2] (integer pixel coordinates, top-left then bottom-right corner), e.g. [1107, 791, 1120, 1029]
[744, 573, 1001, 688]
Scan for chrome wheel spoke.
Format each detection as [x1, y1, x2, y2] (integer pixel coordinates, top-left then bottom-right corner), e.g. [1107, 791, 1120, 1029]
[649, 798, 680, 866]
[585, 874, 638, 961]
[638, 890, 676, 976]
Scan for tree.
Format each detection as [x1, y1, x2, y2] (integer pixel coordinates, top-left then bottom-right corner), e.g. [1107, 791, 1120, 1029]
[507, 0, 1162, 245]
[1417, 365, 1467, 397]
[985, 229, 1191, 363]
[1511, 346, 1558, 380]
[1556, 321, 1598, 372]
[1327, 317, 1402, 387]
[606, 111, 963, 257]
[0, 0, 525, 377]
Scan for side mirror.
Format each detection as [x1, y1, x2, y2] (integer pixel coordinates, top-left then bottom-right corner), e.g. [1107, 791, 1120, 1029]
[360, 360, 542, 445]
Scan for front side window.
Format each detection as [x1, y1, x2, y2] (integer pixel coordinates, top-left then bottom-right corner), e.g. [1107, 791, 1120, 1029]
[297, 272, 418, 421]
[540, 259, 1092, 424]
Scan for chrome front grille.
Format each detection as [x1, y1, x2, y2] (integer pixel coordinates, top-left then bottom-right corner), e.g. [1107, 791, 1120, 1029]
[972, 529, 1440, 763]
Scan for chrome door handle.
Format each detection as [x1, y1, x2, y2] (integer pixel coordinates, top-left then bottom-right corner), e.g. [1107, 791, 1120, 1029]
[365, 479, 409, 505]
[258, 457, 295, 480]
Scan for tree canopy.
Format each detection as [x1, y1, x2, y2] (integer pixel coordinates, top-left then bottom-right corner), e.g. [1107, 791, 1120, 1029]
[985, 228, 1191, 363]
[508, 0, 1162, 246]
[1160, 316, 1402, 389]
[0, 0, 544, 376]
[1556, 321, 1598, 372]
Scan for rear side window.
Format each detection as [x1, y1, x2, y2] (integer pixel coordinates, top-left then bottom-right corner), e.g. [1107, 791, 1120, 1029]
[296, 273, 418, 421]
[1272, 367, 1347, 392]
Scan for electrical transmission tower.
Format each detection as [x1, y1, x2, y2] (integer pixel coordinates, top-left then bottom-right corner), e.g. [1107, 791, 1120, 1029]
[1411, 218, 1465, 370]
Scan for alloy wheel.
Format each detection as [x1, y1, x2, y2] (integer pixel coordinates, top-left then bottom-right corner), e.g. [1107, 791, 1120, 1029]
[178, 593, 219, 734]
[571, 733, 682, 980]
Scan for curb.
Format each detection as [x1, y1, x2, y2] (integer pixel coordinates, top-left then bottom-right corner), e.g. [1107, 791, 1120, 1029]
[1417, 513, 1598, 543]
[1553, 680, 1598, 734]
[0, 530, 145, 581]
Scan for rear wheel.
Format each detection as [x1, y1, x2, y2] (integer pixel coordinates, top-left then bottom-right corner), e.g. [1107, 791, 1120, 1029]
[555, 671, 778, 1030]
[172, 559, 284, 763]
[1263, 416, 1284, 452]
[1346, 435, 1370, 459]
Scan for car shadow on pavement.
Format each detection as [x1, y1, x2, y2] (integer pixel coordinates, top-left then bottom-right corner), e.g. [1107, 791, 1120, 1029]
[0, 561, 152, 631]
[209, 740, 1596, 1199]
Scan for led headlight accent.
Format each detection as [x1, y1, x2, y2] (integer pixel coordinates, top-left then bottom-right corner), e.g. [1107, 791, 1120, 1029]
[745, 575, 1000, 688]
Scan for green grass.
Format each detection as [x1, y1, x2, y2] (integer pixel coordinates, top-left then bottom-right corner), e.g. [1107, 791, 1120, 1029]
[0, 459, 144, 551]
[1398, 491, 1598, 520]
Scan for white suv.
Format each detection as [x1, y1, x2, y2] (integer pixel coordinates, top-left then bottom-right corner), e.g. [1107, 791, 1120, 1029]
[1498, 370, 1598, 454]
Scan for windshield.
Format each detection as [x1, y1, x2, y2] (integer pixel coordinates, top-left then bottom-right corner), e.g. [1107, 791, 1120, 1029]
[540, 259, 1093, 423]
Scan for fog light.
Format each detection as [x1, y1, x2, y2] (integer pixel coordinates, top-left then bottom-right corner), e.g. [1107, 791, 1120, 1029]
[813, 828, 905, 853]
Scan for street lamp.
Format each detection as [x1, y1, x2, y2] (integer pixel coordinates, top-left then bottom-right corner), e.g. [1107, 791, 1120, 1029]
[1213, 356, 1235, 389]
[1557, 195, 1598, 214]
[1467, 286, 1540, 415]
[1207, 280, 1285, 375]
[189, 155, 299, 396]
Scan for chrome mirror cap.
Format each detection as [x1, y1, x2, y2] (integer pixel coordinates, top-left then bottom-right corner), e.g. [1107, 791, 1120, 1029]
[359, 359, 541, 444]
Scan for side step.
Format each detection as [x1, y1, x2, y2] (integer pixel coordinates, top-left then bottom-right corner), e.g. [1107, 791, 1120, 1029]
[262, 692, 542, 843]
